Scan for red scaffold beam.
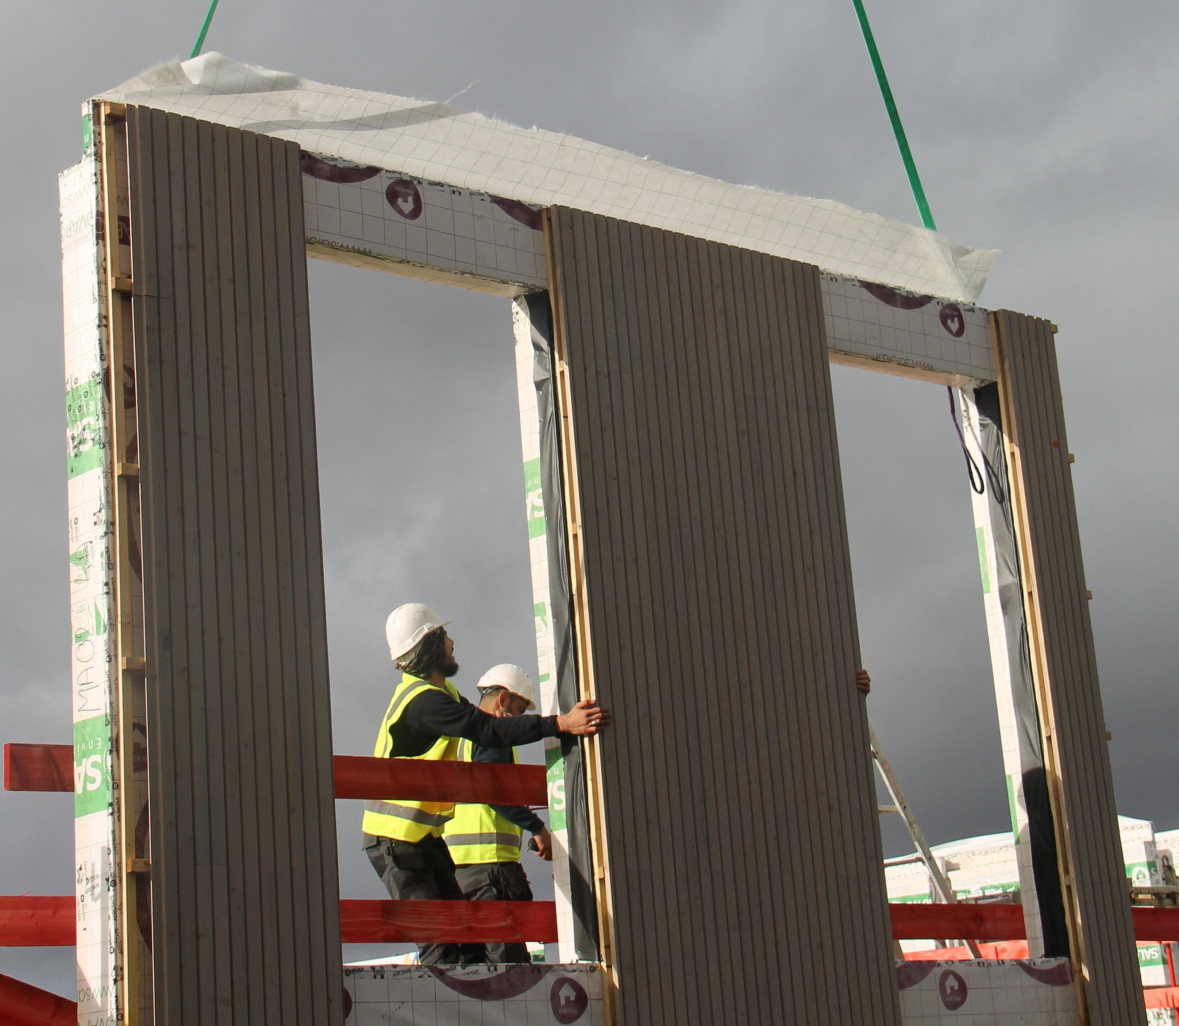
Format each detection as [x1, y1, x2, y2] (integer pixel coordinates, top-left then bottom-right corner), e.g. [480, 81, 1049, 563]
[1145, 987, 1179, 1010]
[891, 902, 1179, 943]
[0, 897, 73, 946]
[3, 745, 72, 792]
[8, 892, 1179, 953]
[0, 974, 76, 1026]
[5, 744, 547, 806]
[890, 901, 1026, 942]
[1, 895, 557, 946]
[339, 898, 558, 944]
[1132, 906, 1179, 942]
[332, 754, 546, 805]
[901, 939, 1031, 961]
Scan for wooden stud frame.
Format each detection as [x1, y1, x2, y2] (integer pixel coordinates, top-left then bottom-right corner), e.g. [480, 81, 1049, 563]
[96, 101, 154, 1026]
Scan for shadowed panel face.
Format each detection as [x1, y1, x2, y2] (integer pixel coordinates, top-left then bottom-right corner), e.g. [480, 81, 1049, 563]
[544, 207, 899, 1026]
[126, 108, 343, 1026]
[993, 311, 1146, 1026]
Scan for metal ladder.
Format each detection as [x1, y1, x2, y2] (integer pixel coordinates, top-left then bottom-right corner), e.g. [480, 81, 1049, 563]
[871, 721, 983, 959]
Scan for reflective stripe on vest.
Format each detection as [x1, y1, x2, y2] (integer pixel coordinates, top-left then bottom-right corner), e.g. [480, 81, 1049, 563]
[361, 672, 461, 843]
[442, 737, 524, 864]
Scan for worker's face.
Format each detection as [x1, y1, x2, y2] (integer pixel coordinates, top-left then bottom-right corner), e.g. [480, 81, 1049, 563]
[504, 693, 530, 717]
[440, 632, 459, 677]
[491, 690, 529, 717]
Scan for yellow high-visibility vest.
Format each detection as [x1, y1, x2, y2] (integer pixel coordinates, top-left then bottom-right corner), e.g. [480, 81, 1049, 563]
[442, 738, 524, 864]
[361, 672, 461, 843]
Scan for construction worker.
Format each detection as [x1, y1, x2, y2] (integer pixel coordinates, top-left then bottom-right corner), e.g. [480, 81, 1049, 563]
[361, 603, 609, 965]
[443, 664, 551, 964]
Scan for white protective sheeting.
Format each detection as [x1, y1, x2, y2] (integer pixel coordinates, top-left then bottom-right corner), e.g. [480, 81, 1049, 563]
[98, 54, 997, 303]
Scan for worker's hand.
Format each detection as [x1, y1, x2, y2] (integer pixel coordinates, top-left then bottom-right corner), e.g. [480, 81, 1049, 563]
[530, 827, 554, 861]
[855, 669, 871, 695]
[557, 698, 611, 736]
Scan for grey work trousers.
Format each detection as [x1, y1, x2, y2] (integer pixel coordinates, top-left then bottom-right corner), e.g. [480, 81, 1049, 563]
[454, 861, 534, 964]
[363, 832, 483, 965]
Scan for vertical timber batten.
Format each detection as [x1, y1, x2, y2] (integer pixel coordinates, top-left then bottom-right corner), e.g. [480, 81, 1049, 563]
[991, 309, 1144, 1026]
[97, 100, 154, 1025]
[542, 208, 621, 1020]
[125, 107, 342, 1026]
[544, 207, 900, 1026]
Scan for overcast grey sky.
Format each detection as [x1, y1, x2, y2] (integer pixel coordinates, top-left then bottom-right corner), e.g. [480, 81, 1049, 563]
[3, 0, 1178, 995]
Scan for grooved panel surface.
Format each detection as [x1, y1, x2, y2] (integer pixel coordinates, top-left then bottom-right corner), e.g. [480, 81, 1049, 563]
[126, 108, 342, 1026]
[545, 207, 900, 1026]
[992, 310, 1145, 1026]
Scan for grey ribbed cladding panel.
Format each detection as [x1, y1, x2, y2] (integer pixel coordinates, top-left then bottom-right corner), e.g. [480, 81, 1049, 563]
[992, 310, 1144, 1025]
[545, 207, 900, 1026]
[127, 107, 342, 1026]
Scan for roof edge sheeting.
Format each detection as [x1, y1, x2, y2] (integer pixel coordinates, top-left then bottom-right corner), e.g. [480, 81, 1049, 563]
[97, 53, 998, 303]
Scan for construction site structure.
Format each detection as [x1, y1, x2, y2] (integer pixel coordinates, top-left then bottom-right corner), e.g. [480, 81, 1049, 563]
[886, 817, 1179, 1025]
[9, 51, 1166, 1025]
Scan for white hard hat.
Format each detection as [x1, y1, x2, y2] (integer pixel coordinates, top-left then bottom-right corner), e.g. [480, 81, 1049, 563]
[385, 603, 450, 662]
[477, 663, 536, 711]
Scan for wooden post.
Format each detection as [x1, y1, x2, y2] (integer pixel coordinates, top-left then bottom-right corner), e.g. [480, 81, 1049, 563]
[992, 309, 1145, 1025]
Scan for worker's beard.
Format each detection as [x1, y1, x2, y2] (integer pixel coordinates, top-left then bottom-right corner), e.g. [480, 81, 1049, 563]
[441, 655, 459, 678]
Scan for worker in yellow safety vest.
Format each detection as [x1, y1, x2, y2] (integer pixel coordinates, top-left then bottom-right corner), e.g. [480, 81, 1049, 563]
[362, 602, 610, 965]
[443, 664, 552, 964]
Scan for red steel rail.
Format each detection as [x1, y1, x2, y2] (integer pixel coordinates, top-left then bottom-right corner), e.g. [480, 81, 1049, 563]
[7, 894, 1179, 947]
[0, 974, 77, 1026]
[0, 895, 556, 946]
[9, 740, 1179, 1019]
[5, 743, 546, 805]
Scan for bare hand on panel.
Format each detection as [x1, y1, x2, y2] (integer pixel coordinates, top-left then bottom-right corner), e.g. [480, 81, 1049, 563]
[557, 698, 611, 736]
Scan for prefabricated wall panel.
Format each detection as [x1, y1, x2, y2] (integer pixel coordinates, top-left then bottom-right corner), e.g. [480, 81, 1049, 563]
[992, 310, 1145, 1025]
[545, 207, 900, 1025]
[125, 107, 343, 1026]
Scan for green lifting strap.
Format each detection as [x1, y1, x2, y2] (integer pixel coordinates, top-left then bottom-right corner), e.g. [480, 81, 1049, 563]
[849, 0, 937, 231]
[190, 0, 221, 59]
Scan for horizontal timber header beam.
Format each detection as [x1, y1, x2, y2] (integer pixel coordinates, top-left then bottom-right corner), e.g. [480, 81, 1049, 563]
[299, 153, 997, 385]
